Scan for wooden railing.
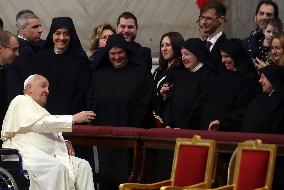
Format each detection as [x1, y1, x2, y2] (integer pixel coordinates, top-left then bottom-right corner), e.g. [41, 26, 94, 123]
[64, 125, 284, 183]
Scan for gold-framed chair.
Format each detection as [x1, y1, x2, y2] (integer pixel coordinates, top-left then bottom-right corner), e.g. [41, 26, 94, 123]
[119, 135, 216, 190]
[185, 139, 277, 190]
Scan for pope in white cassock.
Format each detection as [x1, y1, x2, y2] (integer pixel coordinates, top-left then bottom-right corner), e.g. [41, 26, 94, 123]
[1, 74, 96, 190]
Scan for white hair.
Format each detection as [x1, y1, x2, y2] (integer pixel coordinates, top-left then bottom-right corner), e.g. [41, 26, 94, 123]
[16, 13, 39, 34]
[23, 74, 38, 91]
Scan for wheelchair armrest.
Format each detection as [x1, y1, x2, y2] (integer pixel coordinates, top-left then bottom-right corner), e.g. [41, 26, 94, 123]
[0, 148, 19, 155]
[0, 148, 26, 176]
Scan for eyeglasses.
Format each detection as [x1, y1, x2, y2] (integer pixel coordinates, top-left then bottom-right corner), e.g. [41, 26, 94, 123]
[198, 16, 220, 22]
[0, 44, 19, 54]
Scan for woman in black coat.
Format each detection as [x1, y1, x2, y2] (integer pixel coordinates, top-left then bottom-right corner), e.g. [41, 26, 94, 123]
[153, 32, 184, 121]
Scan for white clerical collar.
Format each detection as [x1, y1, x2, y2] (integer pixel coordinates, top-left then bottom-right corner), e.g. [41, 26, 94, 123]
[207, 31, 222, 51]
[54, 47, 68, 54]
[17, 35, 28, 41]
[190, 62, 204, 72]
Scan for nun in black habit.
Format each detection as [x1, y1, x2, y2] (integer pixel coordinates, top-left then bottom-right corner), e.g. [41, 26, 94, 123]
[200, 39, 253, 132]
[36, 19, 93, 182]
[242, 64, 284, 133]
[163, 38, 216, 129]
[241, 64, 284, 190]
[36, 17, 91, 115]
[87, 34, 155, 190]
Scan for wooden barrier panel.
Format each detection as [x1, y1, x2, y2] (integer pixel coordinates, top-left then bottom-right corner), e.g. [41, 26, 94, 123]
[64, 125, 284, 183]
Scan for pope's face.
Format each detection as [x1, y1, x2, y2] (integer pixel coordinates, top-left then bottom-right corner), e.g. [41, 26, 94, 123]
[27, 75, 49, 106]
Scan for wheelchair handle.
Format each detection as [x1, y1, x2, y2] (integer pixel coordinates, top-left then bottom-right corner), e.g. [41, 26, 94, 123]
[0, 148, 19, 155]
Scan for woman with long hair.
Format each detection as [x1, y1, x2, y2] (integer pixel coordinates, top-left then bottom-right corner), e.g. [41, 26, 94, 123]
[255, 32, 284, 69]
[153, 32, 184, 88]
[153, 32, 184, 120]
[87, 23, 115, 61]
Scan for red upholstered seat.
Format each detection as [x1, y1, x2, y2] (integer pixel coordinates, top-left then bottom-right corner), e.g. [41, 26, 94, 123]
[237, 150, 269, 190]
[119, 135, 216, 190]
[174, 145, 209, 186]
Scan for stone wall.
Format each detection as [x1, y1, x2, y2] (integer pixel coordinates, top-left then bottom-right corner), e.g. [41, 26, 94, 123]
[1, 0, 284, 56]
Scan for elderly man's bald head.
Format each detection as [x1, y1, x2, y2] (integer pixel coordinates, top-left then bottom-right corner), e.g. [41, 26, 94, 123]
[24, 74, 49, 106]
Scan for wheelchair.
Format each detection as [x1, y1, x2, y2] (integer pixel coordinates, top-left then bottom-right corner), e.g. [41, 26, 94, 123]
[0, 148, 29, 190]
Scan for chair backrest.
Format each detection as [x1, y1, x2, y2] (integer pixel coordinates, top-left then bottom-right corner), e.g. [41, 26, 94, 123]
[233, 140, 277, 190]
[227, 140, 256, 185]
[171, 135, 216, 188]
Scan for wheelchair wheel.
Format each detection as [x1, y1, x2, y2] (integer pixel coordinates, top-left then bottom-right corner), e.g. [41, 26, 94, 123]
[0, 167, 19, 190]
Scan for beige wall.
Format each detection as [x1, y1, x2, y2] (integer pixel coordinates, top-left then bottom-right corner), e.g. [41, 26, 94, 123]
[1, 0, 284, 57]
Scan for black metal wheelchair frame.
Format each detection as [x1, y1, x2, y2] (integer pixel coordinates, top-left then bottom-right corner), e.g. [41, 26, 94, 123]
[0, 148, 29, 190]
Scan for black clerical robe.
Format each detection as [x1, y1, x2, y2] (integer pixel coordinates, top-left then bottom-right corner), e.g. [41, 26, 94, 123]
[242, 91, 284, 133]
[200, 70, 252, 131]
[163, 65, 215, 129]
[88, 62, 155, 128]
[6, 38, 44, 104]
[36, 49, 91, 115]
[131, 41, 152, 72]
[0, 66, 7, 127]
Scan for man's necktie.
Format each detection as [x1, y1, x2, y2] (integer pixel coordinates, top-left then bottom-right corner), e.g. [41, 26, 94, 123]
[205, 41, 212, 50]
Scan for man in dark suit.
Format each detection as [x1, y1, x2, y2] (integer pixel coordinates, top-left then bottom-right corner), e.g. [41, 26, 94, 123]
[199, 1, 227, 70]
[116, 11, 152, 71]
[6, 12, 44, 104]
[0, 31, 19, 127]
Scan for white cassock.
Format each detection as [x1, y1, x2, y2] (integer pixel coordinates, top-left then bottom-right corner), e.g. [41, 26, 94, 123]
[1, 95, 95, 190]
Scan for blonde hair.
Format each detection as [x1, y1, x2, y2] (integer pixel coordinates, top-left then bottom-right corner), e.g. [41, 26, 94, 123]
[267, 32, 284, 65]
[88, 23, 114, 56]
